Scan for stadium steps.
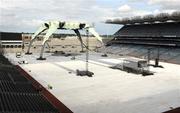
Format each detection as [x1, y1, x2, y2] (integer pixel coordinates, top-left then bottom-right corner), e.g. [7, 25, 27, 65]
[103, 44, 180, 65]
[0, 81, 37, 94]
[0, 55, 59, 113]
[0, 93, 58, 113]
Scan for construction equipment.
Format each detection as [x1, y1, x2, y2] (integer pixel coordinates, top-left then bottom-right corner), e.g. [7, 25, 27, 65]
[111, 58, 154, 76]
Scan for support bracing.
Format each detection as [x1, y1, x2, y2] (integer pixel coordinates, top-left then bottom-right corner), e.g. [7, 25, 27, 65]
[25, 21, 103, 60]
[76, 29, 94, 77]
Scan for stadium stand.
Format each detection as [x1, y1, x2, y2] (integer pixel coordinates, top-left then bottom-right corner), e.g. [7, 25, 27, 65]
[0, 32, 23, 48]
[104, 11, 180, 64]
[0, 55, 59, 113]
[101, 44, 180, 64]
[111, 22, 180, 47]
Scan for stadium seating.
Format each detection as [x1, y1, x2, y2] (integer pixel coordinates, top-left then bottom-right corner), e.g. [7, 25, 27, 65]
[104, 20, 180, 64]
[112, 22, 180, 47]
[0, 55, 59, 113]
[100, 44, 180, 64]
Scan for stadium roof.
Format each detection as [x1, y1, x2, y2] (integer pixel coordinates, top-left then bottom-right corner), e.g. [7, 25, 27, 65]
[106, 11, 180, 25]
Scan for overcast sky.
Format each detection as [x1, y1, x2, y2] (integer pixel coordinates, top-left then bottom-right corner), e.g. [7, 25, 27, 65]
[0, 0, 180, 34]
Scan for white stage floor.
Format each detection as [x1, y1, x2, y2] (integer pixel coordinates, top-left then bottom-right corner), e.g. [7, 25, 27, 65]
[6, 52, 180, 113]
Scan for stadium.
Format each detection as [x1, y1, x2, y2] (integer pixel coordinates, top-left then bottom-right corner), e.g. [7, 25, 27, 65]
[0, 1, 180, 113]
[105, 11, 180, 64]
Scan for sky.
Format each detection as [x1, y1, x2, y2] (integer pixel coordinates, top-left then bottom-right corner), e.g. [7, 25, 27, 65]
[0, 0, 180, 35]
